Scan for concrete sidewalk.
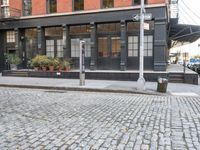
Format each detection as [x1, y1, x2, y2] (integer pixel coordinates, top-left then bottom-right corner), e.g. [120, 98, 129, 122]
[0, 75, 199, 96]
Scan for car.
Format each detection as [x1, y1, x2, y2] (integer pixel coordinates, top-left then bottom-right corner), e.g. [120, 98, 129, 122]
[193, 63, 200, 73]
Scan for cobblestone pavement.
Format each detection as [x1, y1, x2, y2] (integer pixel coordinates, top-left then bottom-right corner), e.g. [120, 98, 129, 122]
[0, 88, 200, 150]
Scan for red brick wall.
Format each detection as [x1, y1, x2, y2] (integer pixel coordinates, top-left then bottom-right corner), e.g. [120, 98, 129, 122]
[32, 0, 46, 15]
[57, 0, 72, 13]
[7, 0, 167, 17]
[9, 0, 22, 16]
[148, 0, 167, 4]
[85, 0, 101, 10]
[115, 0, 132, 8]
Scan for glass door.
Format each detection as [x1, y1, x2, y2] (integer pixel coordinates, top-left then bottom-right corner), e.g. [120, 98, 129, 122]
[97, 36, 120, 70]
[46, 39, 63, 58]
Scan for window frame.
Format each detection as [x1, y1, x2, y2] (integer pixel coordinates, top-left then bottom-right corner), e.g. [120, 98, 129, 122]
[23, 0, 32, 16]
[73, 0, 84, 11]
[101, 0, 114, 9]
[6, 31, 15, 43]
[133, 0, 147, 5]
[128, 36, 139, 57]
[46, 0, 57, 14]
[71, 38, 91, 58]
[144, 35, 153, 57]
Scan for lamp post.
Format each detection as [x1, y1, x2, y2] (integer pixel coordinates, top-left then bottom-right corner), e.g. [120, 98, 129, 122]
[137, 0, 145, 90]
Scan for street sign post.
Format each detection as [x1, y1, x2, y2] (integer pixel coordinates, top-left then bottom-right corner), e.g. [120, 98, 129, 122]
[80, 40, 85, 86]
[137, 0, 146, 90]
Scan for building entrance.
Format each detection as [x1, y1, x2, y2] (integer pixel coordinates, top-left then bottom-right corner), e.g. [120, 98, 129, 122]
[97, 36, 121, 70]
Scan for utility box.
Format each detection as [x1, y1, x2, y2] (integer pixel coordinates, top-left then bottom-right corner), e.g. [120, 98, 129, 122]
[157, 77, 168, 93]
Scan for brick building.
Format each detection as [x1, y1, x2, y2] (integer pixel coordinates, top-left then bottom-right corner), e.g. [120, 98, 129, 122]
[0, 0, 169, 71]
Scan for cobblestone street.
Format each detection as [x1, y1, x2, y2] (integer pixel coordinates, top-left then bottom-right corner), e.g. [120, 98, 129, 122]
[0, 88, 200, 150]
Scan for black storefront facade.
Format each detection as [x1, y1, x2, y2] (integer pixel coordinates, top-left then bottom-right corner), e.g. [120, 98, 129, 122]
[0, 5, 168, 72]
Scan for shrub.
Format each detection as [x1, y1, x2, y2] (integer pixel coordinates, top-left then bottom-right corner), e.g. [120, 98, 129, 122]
[6, 54, 21, 65]
[31, 55, 49, 68]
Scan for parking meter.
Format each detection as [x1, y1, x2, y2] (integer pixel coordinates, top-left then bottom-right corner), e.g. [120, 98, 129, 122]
[80, 40, 85, 86]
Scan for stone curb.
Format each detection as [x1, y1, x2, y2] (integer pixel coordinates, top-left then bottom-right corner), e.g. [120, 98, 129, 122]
[0, 84, 167, 96]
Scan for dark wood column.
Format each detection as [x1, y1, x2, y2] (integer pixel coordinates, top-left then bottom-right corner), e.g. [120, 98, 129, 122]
[37, 26, 45, 55]
[62, 24, 70, 58]
[90, 22, 97, 70]
[0, 31, 5, 71]
[153, 19, 167, 71]
[120, 20, 127, 71]
[14, 28, 25, 68]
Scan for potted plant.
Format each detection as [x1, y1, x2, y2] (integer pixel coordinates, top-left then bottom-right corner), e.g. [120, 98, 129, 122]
[31, 55, 41, 71]
[61, 60, 71, 72]
[6, 54, 22, 70]
[40, 56, 49, 71]
[48, 57, 55, 71]
[48, 57, 59, 72]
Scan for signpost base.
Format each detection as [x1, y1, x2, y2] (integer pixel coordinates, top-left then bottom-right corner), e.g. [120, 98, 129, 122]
[137, 77, 146, 90]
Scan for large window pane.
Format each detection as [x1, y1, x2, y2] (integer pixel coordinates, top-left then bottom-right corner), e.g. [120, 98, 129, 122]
[97, 23, 120, 33]
[6, 31, 15, 43]
[46, 40, 55, 57]
[74, 0, 84, 11]
[98, 37, 108, 57]
[144, 35, 153, 57]
[102, 0, 114, 8]
[69, 25, 90, 35]
[128, 36, 138, 57]
[45, 27, 62, 37]
[23, 0, 32, 16]
[57, 39, 64, 58]
[25, 28, 37, 59]
[111, 37, 121, 57]
[71, 38, 91, 57]
[127, 21, 154, 32]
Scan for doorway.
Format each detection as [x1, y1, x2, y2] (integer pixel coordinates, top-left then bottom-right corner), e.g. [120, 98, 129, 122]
[97, 36, 121, 70]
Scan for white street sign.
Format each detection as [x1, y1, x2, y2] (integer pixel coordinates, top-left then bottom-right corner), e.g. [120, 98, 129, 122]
[132, 13, 152, 21]
[144, 22, 150, 30]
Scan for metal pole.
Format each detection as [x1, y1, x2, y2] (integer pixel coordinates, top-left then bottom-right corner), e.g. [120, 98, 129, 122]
[80, 40, 85, 86]
[183, 52, 186, 74]
[137, 0, 146, 90]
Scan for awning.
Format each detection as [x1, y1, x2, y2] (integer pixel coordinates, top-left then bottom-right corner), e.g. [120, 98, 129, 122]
[169, 19, 200, 43]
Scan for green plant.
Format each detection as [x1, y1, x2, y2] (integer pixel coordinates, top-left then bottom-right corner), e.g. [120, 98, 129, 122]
[61, 60, 71, 70]
[31, 55, 49, 68]
[6, 54, 21, 65]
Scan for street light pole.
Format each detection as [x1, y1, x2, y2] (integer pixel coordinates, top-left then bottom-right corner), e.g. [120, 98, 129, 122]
[137, 0, 146, 90]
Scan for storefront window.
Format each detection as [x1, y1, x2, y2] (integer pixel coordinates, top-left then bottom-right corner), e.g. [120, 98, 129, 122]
[6, 31, 15, 43]
[69, 25, 90, 34]
[71, 38, 91, 57]
[111, 37, 121, 57]
[57, 39, 64, 58]
[97, 23, 120, 33]
[46, 40, 55, 58]
[128, 36, 138, 57]
[144, 35, 153, 56]
[45, 27, 62, 37]
[102, 0, 114, 8]
[74, 0, 84, 11]
[98, 37, 108, 57]
[127, 21, 154, 32]
[25, 28, 37, 59]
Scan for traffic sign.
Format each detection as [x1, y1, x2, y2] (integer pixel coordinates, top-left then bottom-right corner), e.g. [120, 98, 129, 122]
[132, 13, 152, 21]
